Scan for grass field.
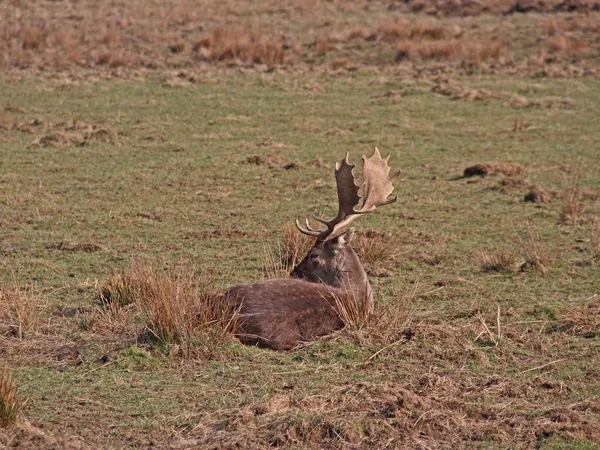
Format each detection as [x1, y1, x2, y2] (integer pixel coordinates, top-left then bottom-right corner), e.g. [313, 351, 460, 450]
[1, 1, 600, 449]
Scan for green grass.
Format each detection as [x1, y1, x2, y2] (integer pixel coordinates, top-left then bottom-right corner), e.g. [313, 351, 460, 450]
[1, 73, 599, 448]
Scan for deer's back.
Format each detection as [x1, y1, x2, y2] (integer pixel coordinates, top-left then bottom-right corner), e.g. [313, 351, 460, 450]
[221, 279, 345, 351]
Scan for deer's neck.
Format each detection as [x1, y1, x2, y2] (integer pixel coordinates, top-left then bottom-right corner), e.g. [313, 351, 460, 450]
[334, 247, 373, 314]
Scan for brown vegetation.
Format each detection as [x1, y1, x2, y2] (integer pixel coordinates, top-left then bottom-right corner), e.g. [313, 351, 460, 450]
[560, 188, 584, 223]
[478, 248, 524, 273]
[396, 39, 503, 66]
[98, 261, 236, 356]
[518, 225, 556, 273]
[193, 28, 286, 66]
[0, 368, 24, 428]
[0, 286, 46, 339]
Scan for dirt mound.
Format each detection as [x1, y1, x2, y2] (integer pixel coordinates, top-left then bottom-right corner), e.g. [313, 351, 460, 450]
[525, 185, 553, 203]
[463, 162, 525, 178]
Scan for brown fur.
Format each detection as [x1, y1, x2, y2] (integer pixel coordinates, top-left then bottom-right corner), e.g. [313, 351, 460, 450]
[221, 230, 371, 351]
[222, 279, 345, 350]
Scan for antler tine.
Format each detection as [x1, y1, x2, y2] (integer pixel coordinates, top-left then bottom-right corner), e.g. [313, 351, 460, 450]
[295, 148, 399, 241]
[295, 218, 321, 237]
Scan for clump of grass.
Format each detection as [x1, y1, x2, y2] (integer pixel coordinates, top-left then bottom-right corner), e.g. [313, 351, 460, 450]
[0, 368, 25, 428]
[555, 303, 600, 338]
[560, 188, 584, 224]
[333, 289, 371, 331]
[0, 285, 46, 339]
[478, 248, 524, 274]
[352, 230, 400, 275]
[98, 261, 236, 356]
[263, 224, 314, 279]
[194, 28, 285, 66]
[518, 225, 556, 273]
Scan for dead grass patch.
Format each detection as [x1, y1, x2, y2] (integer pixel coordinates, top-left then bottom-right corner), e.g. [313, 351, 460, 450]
[560, 188, 584, 224]
[396, 39, 503, 66]
[194, 28, 285, 66]
[518, 225, 556, 273]
[31, 131, 83, 148]
[0, 368, 25, 428]
[463, 162, 526, 178]
[548, 35, 594, 56]
[478, 248, 524, 273]
[246, 153, 285, 167]
[555, 302, 600, 338]
[98, 261, 236, 356]
[352, 231, 401, 276]
[263, 224, 314, 279]
[0, 286, 46, 339]
[431, 81, 494, 102]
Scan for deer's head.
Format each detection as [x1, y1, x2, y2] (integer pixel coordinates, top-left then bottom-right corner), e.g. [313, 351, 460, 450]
[290, 229, 356, 286]
[290, 148, 400, 300]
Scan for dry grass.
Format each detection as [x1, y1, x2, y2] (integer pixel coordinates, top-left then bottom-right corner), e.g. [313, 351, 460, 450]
[98, 261, 236, 356]
[548, 35, 593, 56]
[556, 301, 600, 338]
[0, 368, 25, 428]
[478, 248, 524, 274]
[263, 224, 314, 279]
[396, 39, 503, 66]
[518, 225, 556, 273]
[592, 218, 600, 257]
[560, 188, 584, 224]
[194, 28, 285, 66]
[333, 289, 371, 331]
[352, 230, 400, 276]
[377, 19, 449, 42]
[0, 286, 46, 339]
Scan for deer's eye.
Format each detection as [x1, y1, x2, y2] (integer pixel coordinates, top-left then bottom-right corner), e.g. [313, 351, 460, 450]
[310, 254, 319, 261]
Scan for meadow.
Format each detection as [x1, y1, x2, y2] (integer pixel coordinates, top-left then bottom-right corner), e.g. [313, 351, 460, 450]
[1, 0, 600, 448]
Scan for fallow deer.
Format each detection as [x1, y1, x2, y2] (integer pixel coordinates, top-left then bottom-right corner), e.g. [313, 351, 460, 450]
[221, 148, 400, 350]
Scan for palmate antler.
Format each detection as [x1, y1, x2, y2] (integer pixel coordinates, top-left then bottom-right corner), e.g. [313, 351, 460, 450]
[296, 147, 401, 242]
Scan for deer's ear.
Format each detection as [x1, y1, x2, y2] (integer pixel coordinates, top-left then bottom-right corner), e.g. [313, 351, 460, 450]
[329, 228, 355, 253]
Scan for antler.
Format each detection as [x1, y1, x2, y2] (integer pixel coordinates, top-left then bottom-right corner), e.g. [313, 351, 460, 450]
[296, 147, 400, 241]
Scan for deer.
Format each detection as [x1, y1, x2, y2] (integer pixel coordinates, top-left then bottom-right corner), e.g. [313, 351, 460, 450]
[220, 148, 400, 351]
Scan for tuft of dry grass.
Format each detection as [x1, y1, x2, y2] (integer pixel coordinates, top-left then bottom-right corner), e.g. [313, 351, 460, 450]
[395, 39, 503, 66]
[98, 261, 236, 356]
[0, 286, 46, 339]
[333, 289, 371, 331]
[194, 28, 285, 66]
[559, 188, 584, 224]
[263, 224, 314, 279]
[518, 225, 556, 273]
[0, 368, 25, 428]
[556, 302, 600, 338]
[477, 248, 524, 274]
[352, 231, 400, 276]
